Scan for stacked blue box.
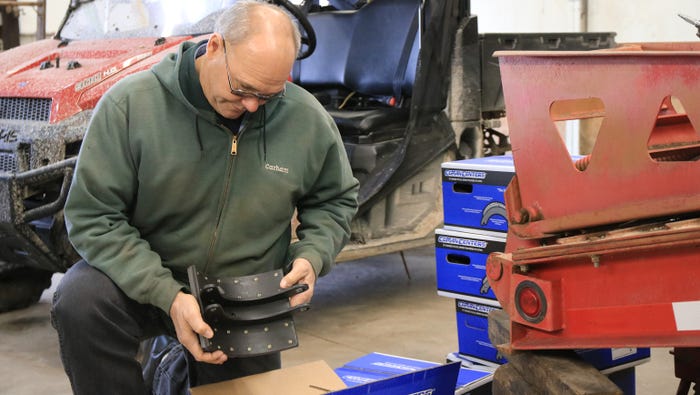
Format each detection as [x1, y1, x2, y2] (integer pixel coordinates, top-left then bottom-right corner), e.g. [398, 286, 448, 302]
[437, 156, 514, 369]
[437, 155, 648, 394]
[441, 155, 515, 234]
[576, 347, 650, 394]
[607, 368, 638, 395]
[455, 299, 507, 366]
[435, 227, 505, 304]
[577, 347, 651, 373]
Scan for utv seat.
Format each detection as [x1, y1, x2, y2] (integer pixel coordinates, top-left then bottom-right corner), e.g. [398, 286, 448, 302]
[292, 0, 421, 140]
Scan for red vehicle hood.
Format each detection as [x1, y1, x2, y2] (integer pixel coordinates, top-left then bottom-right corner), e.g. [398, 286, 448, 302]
[0, 35, 206, 123]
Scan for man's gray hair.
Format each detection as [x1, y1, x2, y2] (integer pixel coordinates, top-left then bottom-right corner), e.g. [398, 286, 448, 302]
[215, 0, 302, 57]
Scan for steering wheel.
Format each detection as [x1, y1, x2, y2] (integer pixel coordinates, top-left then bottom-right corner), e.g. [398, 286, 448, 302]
[271, 0, 317, 59]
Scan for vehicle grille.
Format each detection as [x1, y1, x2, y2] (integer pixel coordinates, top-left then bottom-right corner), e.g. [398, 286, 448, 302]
[0, 97, 52, 122]
[0, 151, 18, 172]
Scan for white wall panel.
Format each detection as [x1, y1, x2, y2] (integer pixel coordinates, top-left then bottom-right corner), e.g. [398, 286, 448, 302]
[472, 0, 700, 42]
[588, 0, 699, 42]
[472, 0, 580, 33]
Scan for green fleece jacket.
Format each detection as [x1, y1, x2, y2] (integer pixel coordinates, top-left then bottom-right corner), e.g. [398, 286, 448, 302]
[64, 41, 359, 313]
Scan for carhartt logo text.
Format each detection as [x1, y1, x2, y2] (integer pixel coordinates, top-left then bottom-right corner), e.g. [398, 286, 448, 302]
[265, 163, 289, 174]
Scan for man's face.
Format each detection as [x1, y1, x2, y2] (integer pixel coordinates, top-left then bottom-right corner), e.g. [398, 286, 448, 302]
[203, 34, 294, 119]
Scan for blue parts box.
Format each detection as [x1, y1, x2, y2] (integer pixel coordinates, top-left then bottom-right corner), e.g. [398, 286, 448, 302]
[334, 352, 493, 394]
[454, 297, 652, 369]
[445, 353, 496, 394]
[448, 352, 639, 395]
[441, 155, 514, 233]
[332, 362, 460, 395]
[576, 347, 651, 373]
[339, 352, 440, 377]
[606, 367, 637, 395]
[455, 299, 507, 365]
[333, 353, 467, 395]
[455, 365, 494, 394]
[334, 367, 390, 387]
[435, 228, 506, 302]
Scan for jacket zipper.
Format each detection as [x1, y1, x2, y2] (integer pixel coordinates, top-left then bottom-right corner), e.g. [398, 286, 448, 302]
[203, 158, 232, 274]
[203, 125, 245, 273]
[230, 133, 238, 156]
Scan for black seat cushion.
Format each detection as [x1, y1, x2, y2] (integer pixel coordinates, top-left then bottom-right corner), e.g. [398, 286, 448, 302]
[330, 107, 409, 137]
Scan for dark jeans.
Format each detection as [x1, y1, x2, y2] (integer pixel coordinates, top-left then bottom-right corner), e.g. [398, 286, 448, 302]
[50, 261, 280, 395]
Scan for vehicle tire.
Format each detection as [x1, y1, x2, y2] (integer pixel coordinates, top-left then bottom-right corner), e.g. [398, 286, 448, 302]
[0, 267, 53, 312]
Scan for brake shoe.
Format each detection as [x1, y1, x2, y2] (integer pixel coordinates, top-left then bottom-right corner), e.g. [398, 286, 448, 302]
[187, 266, 310, 357]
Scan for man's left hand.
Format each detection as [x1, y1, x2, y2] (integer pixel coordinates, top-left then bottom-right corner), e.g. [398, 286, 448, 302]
[280, 258, 316, 307]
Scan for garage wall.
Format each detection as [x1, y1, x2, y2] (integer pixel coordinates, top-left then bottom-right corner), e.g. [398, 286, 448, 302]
[587, 0, 698, 42]
[17, 0, 700, 42]
[472, 0, 582, 32]
[472, 0, 699, 42]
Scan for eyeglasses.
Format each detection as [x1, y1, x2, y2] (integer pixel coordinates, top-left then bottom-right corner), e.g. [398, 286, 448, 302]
[221, 38, 286, 102]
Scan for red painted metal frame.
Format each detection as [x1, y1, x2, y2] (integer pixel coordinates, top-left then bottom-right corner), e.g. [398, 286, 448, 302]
[488, 217, 700, 349]
[498, 42, 700, 239]
[487, 43, 700, 350]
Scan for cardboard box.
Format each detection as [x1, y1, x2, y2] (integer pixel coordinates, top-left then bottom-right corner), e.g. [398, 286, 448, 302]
[441, 156, 514, 233]
[189, 360, 346, 395]
[435, 227, 506, 302]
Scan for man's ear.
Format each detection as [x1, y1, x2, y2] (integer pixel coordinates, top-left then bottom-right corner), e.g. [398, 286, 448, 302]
[207, 33, 224, 55]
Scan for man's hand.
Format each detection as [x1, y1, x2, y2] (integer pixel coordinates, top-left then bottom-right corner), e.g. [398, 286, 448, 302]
[280, 258, 316, 307]
[169, 291, 227, 364]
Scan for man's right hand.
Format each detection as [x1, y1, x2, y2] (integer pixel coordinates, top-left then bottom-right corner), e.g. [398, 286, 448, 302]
[169, 291, 228, 364]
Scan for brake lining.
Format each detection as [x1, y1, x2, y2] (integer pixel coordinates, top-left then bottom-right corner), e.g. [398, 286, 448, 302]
[187, 266, 310, 358]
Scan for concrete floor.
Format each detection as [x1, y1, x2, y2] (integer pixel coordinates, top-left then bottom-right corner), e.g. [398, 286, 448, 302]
[0, 246, 681, 394]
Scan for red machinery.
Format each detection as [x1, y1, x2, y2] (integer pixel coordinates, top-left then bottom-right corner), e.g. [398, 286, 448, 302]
[486, 42, 700, 350]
